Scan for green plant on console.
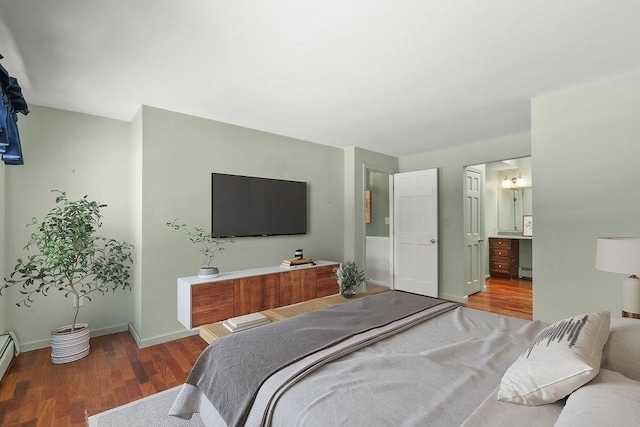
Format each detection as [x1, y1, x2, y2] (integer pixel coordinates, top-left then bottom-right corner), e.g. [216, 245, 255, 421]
[166, 219, 235, 269]
[333, 260, 366, 298]
[1, 191, 134, 331]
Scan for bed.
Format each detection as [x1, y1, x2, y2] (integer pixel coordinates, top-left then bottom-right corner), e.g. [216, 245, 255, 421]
[169, 291, 640, 426]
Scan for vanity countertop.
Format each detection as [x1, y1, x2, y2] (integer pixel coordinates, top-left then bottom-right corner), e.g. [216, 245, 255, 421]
[490, 235, 532, 240]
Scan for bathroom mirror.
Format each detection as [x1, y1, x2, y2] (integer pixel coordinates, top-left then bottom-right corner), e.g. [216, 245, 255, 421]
[498, 187, 532, 233]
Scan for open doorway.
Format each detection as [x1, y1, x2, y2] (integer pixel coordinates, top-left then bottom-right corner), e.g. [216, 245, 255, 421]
[364, 168, 392, 287]
[465, 157, 533, 302]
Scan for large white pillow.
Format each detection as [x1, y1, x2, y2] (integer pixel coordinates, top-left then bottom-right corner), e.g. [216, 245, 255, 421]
[554, 369, 640, 427]
[601, 317, 640, 381]
[497, 311, 610, 405]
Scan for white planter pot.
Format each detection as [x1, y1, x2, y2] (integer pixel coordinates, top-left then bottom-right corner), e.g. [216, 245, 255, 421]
[198, 267, 219, 278]
[51, 323, 90, 364]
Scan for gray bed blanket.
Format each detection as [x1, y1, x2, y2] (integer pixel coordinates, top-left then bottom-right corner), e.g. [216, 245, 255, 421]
[179, 291, 449, 426]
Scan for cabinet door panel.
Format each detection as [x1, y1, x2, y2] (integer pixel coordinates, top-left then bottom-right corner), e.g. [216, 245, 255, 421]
[234, 274, 280, 316]
[316, 265, 339, 298]
[280, 269, 317, 306]
[191, 280, 234, 327]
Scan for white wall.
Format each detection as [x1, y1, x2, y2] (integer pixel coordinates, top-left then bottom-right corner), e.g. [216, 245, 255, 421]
[365, 236, 391, 286]
[399, 133, 531, 302]
[532, 69, 640, 322]
[4, 106, 133, 351]
[483, 163, 501, 237]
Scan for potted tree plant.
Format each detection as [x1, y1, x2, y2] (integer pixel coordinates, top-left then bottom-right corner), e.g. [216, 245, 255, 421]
[333, 260, 367, 298]
[166, 220, 235, 278]
[1, 191, 133, 364]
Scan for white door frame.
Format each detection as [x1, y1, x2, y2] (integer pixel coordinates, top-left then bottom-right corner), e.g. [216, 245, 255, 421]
[361, 163, 396, 289]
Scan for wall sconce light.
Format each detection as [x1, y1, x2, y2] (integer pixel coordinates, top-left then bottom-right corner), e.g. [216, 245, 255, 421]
[502, 174, 525, 188]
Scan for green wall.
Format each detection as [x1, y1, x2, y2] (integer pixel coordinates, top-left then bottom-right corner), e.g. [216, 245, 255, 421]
[8, 68, 638, 348]
[532, 70, 640, 322]
[2, 105, 347, 350]
[343, 147, 398, 275]
[0, 164, 6, 333]
[129, 109, 144, 340]
[137, 106, 345, 346]
[399, 133, 531, 302]
[3, 106, 133, 351]
[366, 170, 390, 237]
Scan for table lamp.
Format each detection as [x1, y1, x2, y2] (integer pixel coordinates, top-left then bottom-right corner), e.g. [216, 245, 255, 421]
[595, 237, 640, 318]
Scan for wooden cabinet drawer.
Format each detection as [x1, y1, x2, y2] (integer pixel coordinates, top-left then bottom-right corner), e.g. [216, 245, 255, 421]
[489, 238, 512, 248]
[191, 280, 235, 327]
[490, 247, 511, 259]
[489, 238, 520, 279]
[490, 260, 511, 273]
[316, 264, 339, 298]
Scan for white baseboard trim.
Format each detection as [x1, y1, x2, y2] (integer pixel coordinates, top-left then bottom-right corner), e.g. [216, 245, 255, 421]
[93, 323, 130, 337]
[439, 292, 467, 304]
[18, 323, 130, 353]
[18, 338, 50, 353]
[129, 323, 199, 349]
[128, 322, 142, 346]
[367, 279, 390, 287]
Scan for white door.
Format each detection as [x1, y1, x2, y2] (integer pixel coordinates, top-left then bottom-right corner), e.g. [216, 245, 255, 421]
[463, 167, 485, 295]
[392, 169, 438, 297]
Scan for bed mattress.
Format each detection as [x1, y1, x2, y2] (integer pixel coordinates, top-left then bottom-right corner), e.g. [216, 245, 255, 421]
[172, 294, 558, 426]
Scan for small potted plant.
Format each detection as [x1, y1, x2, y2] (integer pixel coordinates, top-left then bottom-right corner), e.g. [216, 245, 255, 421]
[1, 191, 134, 364]
[166, 220, 235, 278]
[333, 260, 366, 298]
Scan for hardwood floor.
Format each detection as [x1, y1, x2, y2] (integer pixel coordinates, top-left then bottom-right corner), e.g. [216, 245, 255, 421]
[0, 280, 529, 426]
[466, 276, 533, 320]
[0, 331, 207, 426]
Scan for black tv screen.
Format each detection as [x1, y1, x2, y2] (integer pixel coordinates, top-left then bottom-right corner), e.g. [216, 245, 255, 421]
[211, 173, 307, 237]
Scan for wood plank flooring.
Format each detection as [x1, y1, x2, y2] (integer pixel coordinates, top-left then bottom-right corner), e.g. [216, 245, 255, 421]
[0, 331, 207, 426]
[0, 280, 531, 426]
[465, 277, 533, 320]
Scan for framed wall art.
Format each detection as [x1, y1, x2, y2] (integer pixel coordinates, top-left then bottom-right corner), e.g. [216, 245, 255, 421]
[522, 215, 533, 237]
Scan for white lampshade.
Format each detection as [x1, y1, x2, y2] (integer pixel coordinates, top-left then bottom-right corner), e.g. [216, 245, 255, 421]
[595, 237, 640, 274]
[596, 237, 640, 317]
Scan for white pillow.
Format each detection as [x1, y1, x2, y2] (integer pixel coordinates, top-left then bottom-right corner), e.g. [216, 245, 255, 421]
[554, 369, 640, 427]
[498, 311, 610, 405]
[601, 317, 640, 381]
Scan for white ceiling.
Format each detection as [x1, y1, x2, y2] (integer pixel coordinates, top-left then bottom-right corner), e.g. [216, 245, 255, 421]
[1, 1, 640, 157]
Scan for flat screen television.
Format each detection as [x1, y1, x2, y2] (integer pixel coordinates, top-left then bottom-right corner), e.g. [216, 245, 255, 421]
[211, 173, 307, 237]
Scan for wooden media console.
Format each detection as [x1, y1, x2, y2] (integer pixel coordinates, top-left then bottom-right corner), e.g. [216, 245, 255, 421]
[177, 260, 340, 330]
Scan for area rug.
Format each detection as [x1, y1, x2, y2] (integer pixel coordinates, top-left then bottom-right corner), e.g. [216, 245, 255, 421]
[87, 386, 205, 427]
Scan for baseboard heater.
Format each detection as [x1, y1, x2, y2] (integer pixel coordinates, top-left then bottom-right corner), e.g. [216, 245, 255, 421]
[519, 266, 533, 279]
[0, 332, 19, 382]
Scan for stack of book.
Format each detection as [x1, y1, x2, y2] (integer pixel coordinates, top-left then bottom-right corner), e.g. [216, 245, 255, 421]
[280, 257, 316, 269]
[222, 312, 270, 333]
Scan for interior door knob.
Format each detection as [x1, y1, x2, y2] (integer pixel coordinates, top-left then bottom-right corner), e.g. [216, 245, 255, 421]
[430, 239, 437, 244]
[478, 238, 484, 242]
